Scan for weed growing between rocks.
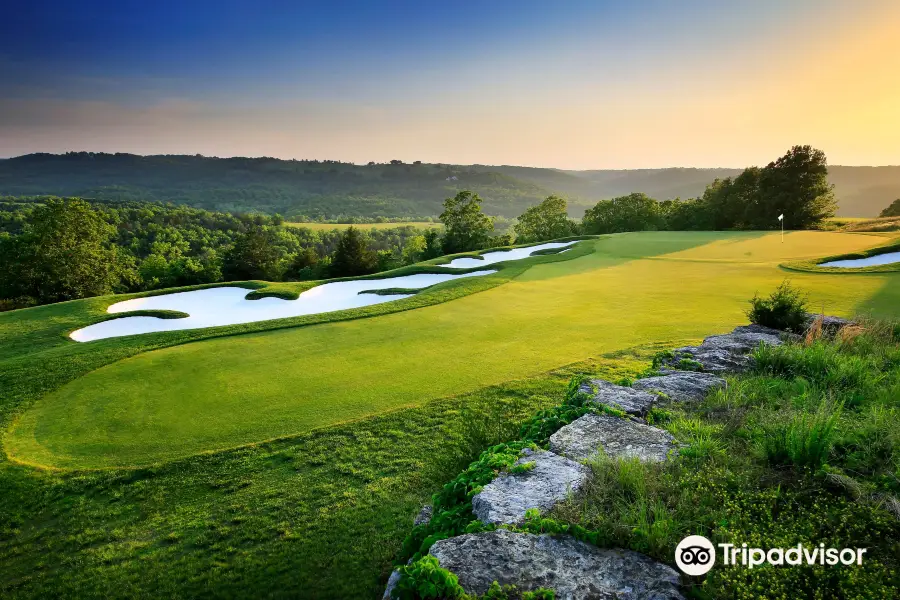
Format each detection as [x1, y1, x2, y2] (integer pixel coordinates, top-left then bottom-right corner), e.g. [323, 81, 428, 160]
[393, 555, 555, 600]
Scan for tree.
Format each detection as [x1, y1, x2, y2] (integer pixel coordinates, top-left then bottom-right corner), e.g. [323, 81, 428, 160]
[700, 168, 762, 230]
[439, 191, 494, 254]
[880, 199, 900, 217]
[0, 198, 127, 304]
[330, 226, 377, 277]
[514, 195, 575, 243]
[752, 145, 836, 229]
[421, 229, 443, 260]
[222, 227, 285, 281]
[401, 234, 428, 264]
[581, 193, 663, 234]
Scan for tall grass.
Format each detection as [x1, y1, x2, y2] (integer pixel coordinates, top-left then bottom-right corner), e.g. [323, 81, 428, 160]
[756, 401, 843, 469]
[754, 340, 879, 401]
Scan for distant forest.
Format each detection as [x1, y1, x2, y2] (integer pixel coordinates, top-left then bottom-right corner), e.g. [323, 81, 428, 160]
[1, 152, 898, 219]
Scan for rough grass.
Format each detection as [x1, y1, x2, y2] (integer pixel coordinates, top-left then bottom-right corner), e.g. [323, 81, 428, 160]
[549, 324, 900, 599]
[6, 231, 897, 469]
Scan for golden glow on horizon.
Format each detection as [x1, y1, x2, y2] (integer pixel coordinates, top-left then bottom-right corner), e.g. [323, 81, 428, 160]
[1, 3, 898, 168]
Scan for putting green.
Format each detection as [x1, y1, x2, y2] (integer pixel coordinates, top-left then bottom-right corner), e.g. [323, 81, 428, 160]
[7, 231, 899, 469]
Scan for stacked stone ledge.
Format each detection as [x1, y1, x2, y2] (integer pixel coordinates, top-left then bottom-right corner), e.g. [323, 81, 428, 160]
[386, 322, 819, 599]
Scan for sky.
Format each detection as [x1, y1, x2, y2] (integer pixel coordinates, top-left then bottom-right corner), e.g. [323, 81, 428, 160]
[2, 0, 899, 169]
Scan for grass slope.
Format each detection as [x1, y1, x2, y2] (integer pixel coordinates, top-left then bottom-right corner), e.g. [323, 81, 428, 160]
[0, 351, 653, 599]
[6, 231, 898, 469]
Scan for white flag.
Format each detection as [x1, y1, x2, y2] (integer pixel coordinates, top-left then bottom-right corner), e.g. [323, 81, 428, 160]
[778, 214, 784, 221]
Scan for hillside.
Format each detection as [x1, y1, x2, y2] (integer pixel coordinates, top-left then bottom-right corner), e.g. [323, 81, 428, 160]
[0, 153, 565, 220]
[1, 153, 898, 218]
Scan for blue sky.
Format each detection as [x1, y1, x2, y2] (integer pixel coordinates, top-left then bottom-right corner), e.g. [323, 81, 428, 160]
[2, 0, 898, 167]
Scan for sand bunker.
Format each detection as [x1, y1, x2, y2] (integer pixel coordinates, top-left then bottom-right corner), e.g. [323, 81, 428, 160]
[439, 242, 576, 269]
[70, 241, 582, 342]
[820, 251, 900, 268]
[70, 271, 495, 342]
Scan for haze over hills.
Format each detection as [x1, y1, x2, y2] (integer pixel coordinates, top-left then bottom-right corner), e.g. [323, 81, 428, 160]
[1, 153, 898, 219]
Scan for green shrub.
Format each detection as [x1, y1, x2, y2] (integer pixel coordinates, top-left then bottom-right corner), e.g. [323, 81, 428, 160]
[651, 350, 675, 370]
[675, 357, 704, 372]
[510, 461, 536, 474]
[747, 281, 809, 333]
[398, 442, 530, 563]
[517, 375, 603, 446]
[393, 556, 465, 599]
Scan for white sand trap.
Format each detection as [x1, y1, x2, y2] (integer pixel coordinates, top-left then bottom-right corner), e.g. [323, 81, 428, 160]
[70, 271, 495, 342]
[820, 251, 900, 268]
[439, 242, 576, 269]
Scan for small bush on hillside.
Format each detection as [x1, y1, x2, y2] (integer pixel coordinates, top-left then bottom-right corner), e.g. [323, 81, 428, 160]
[747, 281, 809, 333]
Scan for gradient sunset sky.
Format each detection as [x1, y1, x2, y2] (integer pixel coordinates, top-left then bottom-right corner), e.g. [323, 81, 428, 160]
[2, 0, 898, 168]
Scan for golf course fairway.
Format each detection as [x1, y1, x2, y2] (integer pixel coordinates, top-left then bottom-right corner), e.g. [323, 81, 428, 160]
[7, 231, 900, 469]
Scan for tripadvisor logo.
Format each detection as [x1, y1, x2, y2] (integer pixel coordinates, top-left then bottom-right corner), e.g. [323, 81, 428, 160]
[675, 535, 867, 576]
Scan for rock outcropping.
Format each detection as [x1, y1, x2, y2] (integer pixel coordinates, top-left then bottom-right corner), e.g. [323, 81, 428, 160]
[658, 324, 786, 373]
[549, 413, 678, 463]
[471, 448, 588, 525]
[632, 371, 726, 403]
[579, 379, 658, 416]
[430, 529, 684, 600]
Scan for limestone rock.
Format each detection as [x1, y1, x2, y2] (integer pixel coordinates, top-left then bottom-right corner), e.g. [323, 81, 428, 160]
[549, 413, 677, 463]
[471, 448, 588, 525]
[666, 344, 751, 372]
[430, 529, 684, 600]
[382, 569, 401, 600]
[580, 379, 658, 416]
[633, 371, 726, 403]
[732, 323, 787, 337]
[413, 504, 432, 527]
[661, 324, 787, 372]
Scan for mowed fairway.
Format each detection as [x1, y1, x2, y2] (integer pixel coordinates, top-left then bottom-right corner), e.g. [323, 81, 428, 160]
[8, 231, 900, 469]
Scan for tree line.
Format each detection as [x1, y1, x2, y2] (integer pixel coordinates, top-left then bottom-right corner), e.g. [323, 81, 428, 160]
[0, 193, 516, 310]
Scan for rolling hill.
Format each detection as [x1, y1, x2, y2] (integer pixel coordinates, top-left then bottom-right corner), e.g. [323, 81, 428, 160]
[1, 152, 898, 219]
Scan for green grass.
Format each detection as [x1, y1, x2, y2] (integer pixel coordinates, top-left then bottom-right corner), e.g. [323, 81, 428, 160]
[6, 231, 899, 469]
[0, 348, 651, 599]
[2, 229, 900, 597]
[782, 233, 900, 274]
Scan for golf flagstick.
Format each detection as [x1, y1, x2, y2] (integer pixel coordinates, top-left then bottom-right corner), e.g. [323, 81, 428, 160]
[778, 213, 784, 242]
